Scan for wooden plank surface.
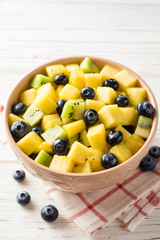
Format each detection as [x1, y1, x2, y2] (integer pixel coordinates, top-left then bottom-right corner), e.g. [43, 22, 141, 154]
[0, 0, 160, 239]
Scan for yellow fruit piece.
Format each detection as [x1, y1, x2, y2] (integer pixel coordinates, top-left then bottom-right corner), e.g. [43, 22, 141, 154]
[116, 91, 126, 97]
[87, 124, 110, 153]
[96, 87, 117, 104]
[19, 88, 37, 107]
[68, 141, 89, 165]
[126, 87, 147, 106]
[119, 107, 138, 126]
[85, 99, 105, 112]
[59, 84, 80, 101]
[8, 113, 26, 127]
[41, 114, 62, 131]
[100, 64, 120, 81]
[73, 161, 92, 173]
[115, 125, 131, 142]
[69, 69, 85, 90]
[114, 69, 138, 91]
[37, 83, 56, 102]
[17, 131, 43, 156]
[85, 74, 102, 88]
[62, 119, 86, 138]
[38, 141, 53, 154]
[87, 148, 104, 172]
[65, 63, 80, 75]
[110, 142, 133, 163]
[45, 64, 67, 79]
[125, 134, 145, 154]
[56, 85, 64, 101]
[80, 130, 90, 147]
[34, 94, 57, 115]
[98, 105, 123, 129]
[50, 155, 75, 173]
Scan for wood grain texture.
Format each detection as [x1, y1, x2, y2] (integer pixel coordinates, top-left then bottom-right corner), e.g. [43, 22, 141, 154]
[0, 0, 160, 239]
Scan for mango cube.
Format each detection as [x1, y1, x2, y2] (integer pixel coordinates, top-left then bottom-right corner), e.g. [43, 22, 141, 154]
[96, 87, 117, 104]
[45, 64, 68, 80]
[85, 74, 102, 88]
[119, 107, 138, 126]
[69, 69, 85, 90]
[87, 148, 104, 171]
[37, 83, 56, 102]
[8, 113, 26, 127]
[114, 69, 138, 91]
[59, 84, 80, 101]
[68, 141, 89, 165]
[85, 99, 105, 112]
[62, 119, 86, 138]
[50, 155, 75, 173]
[34, 94, 57, 115]
[109, 142, 133, 163]
[41, 114, 62, 131]
[100, 64, 120, 81]
[126, 87, 147, 106]
[38, 141, 53, 154]
[56, 85, 64, 101]
[19, 88, 37, 107]
[65, 63, 80, 75]
[125, 134, 145, 154]
[73, 161, 92, 173]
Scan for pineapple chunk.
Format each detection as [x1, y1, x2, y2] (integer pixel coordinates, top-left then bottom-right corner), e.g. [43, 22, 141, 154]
[125, 134, 145, 154]
[62, 119, 86, 138]
[98, 105, 123, 129]
[65, 63, 80, 75]
[45, 64, 68, 80]
[37, 83, 56, 102]
[50, 155, 75, 173]
[56, 85, 64, 101]
[87, 148, 104, 172]
[114, 69, 138, 91]
[69, 69, 85, 90]
[8, 113, 26, 127]
[59, 84, 80, 101]
[85, 74, 102, 88]
[68, 141, 89, 165]
[85, 99, 105, 112]
[80, 130, 90, 147]
[115, 125, 131, 142]
[96, 87, 117, 104]
[119, 107, 138, 126]
[17, 131, 43, 156]
[73, 161, 92, 173]
[19, 88, 37, 107]
[126, 87, 147, 106]
[87, 124, 110, 153]
[110, 142, 133, 163]
[100, 64, 120, 81]
[41, 114, 62, 131]
[38, 141, 53, 154]
[34, 94, 57, 115]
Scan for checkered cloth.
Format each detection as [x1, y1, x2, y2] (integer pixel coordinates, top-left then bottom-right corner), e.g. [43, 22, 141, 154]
[1, 106, 160, 235]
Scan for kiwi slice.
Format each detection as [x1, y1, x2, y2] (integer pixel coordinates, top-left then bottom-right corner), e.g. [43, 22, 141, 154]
[23, 104, 44, 127]
[135, 115, 153, 139]
[80, 57, 99, 73]
[68, 130, 90, 147]
[30, 74, 52, 89]
[35, 150, 52, 167]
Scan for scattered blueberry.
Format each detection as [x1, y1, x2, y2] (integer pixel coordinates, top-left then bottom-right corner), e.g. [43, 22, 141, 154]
[41, 205, 59, 222]
[29, 153, 37, 160]
[149, 146, 160, 159]
[140, 155, 156, 171]
[56, 99, 66, 115]
[13, 169, 25, 182]
[83, 109, 99, 125]
[115, 95, 129, 107]
[107, 130, 123, 146]
[81, 87, 95, 100]
[16, 191, 31, 205]
[53, 138, 69, 155]
[32, 127, 43, 136]
[10, 121, 29, 139]
[103, 79, 119, 90]
[11, 102, 27, 115]
[101, 153, 118, 169]
[54, 73, 69, 85]
[137, 101, 155, 117]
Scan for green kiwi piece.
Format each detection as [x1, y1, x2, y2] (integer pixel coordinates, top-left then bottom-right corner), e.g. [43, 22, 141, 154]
[30, 74, 52, 89]
[35, 150, 52, 167]
[135, 115, 153, 139]
[80, 57, 100, 73]
[23, 104, 44, 127]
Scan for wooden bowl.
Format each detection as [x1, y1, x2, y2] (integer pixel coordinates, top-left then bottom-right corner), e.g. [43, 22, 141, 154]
[4, 56, 158, 193]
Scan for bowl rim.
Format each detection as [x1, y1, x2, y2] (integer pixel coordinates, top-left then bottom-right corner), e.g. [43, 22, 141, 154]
[4, 56, 159, 177]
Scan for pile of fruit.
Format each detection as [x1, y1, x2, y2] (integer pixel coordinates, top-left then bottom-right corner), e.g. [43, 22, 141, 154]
[9, 57, 155, 173]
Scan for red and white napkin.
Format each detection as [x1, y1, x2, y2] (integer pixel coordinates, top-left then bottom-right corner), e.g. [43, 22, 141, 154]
[1, 107, 160, 235]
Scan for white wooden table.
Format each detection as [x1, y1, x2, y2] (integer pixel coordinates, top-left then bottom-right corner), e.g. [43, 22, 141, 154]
[0, 0, 160, 239]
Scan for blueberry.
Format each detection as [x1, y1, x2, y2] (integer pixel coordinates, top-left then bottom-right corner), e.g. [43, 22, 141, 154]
[139, 155, 156, 171]
[103, 79, 119, 90]
[56, 100, 66, 115]
[29, 153, 37, 160]
[10, 121, 29, 139]
[41, 205, 58, 222]
[13, 169, 25, 182]
[54, 73, 69, 85]
[32, 127, 43, 136]
[83, 109, 98, 125]
[115, 95, 129, 107]
[137, 101, 155, 117]
[12, 102, 27, 115]
[107, 130, 123, 146]
[16, 191, 31, 205]
[53, 138, 69, 155]
[81, 87, 95, 100]
[149, 146, 160, 159]
[101, 153, 118, 169]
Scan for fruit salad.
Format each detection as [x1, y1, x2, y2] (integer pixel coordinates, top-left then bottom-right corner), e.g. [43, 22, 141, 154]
[8, 57, 155, 173]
